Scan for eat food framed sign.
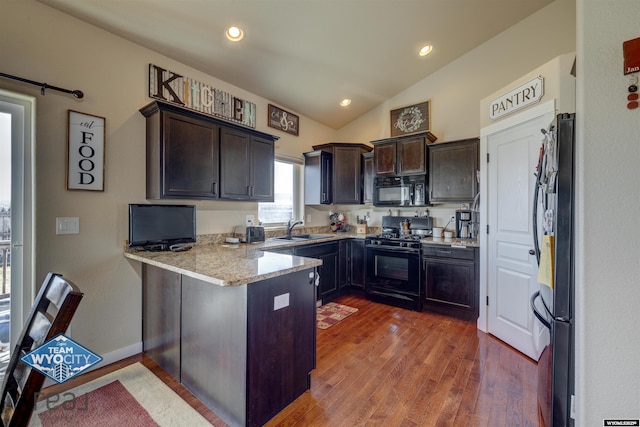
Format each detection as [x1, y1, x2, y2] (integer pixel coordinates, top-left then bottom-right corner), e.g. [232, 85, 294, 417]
[67, 110, 106, 191]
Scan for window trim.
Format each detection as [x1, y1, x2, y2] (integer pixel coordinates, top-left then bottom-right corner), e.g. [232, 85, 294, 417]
[258, 156, 303, 228]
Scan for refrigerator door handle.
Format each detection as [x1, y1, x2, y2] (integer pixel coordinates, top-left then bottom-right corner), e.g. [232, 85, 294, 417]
[531, 291, 551, 330]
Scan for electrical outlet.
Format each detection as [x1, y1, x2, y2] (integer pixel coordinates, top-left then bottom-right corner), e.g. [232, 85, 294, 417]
[306, 214, 312, 223]
[245, 215, 255, 226]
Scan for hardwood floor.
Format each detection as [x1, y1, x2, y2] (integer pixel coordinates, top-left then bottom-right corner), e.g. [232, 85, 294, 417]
[41, 295, 539, 426]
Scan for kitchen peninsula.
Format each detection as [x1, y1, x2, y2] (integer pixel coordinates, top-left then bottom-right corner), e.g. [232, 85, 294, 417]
[125, 244, 321, 427]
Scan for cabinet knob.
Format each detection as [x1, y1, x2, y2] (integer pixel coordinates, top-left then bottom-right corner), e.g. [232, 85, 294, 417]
[529, 249, 536, 255]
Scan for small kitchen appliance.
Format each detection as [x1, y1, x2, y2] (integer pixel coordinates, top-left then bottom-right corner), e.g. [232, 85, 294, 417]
[455, 209, 473, 239]
[245, 226, 265, 243]
[373, 176, 427, 207]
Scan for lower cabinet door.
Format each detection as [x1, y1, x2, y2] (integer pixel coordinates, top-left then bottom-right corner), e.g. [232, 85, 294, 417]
[350, 239, 366, 289]
[247, 269, 316, 427]
[423, 256, 477, 320]
[318, 253, 338, 298]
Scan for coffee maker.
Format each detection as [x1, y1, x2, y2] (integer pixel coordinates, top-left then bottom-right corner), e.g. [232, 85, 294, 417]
[455, 209, 472, 238]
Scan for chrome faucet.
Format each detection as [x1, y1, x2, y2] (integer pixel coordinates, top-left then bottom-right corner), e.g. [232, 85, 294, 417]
[286, 218, 303, 239]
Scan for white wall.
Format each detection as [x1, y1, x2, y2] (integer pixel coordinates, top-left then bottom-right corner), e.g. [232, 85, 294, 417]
[336, 0, 576, 228]
[0, 0, 337, 358]
[337, 0, 576, 144]
[576, 0, 640, 424]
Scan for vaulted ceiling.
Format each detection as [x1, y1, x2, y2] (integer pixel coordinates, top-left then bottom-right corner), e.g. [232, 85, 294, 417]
[38, 0, 554, 129]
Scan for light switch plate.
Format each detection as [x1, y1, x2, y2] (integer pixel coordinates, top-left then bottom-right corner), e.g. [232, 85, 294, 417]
[245, 214, 255, 226]
[56, 217, 80, 235]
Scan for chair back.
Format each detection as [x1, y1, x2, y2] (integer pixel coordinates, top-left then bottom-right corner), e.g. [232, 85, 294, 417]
[0, 273, 83, 427]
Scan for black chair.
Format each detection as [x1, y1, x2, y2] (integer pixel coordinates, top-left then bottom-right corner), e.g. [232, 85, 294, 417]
[0, 273, 83, 427]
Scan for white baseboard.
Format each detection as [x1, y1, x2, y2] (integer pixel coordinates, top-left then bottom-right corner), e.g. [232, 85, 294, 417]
[92, 341, 143, 370]
[42, 341, 143, 388]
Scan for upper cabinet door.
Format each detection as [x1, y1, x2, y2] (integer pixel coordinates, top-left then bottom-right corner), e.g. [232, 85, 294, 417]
[333, 145, 362, 204]
[397, 135, 426, 175]
[374, 141, 397, 175]
[145, 109, 220, 200]
[304, 151, 332, 205]
[373, 133, 430, 176]
[362, 152, 374, 204]
[428, 138, 479, 203]
[250, 135, 275, 201]
[220, 127, 251, 200]
[220, 128, 275, 201]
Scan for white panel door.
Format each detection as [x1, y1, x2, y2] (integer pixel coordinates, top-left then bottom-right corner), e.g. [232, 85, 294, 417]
[487, 105, 554, 360]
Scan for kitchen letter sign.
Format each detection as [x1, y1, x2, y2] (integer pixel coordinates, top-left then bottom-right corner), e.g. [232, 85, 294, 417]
[67, 110, 105, 191]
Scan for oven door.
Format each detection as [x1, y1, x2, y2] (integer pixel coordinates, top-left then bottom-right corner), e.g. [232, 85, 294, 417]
[365, 244, 421, 310]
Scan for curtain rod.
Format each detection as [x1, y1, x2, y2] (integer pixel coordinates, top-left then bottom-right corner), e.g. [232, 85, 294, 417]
[0, 72, 84, 99]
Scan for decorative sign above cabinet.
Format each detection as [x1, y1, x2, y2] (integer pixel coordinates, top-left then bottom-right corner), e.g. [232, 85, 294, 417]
[489, 76, 544, 121]
[390, 101, 431, 137]
[148, 64, 256, 128]
[268, 104, 299, 136]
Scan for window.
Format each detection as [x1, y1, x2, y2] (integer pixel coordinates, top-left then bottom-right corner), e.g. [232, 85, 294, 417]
[258, 160, 301, 226]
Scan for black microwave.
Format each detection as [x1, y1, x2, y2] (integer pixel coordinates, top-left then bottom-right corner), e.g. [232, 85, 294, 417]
[373, 176, 427, 207]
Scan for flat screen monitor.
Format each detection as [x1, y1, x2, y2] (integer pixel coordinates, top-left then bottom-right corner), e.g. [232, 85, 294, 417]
[128, 204, 196, 250]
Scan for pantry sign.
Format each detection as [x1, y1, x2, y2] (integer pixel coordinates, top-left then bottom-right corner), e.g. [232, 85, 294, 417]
[149, 64, 256, 128]
[489, 76, 544, 120]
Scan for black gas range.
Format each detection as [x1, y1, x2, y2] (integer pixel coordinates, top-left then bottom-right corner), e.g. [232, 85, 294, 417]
[364, 216, 432, 311]
[365, 234, 423, 250]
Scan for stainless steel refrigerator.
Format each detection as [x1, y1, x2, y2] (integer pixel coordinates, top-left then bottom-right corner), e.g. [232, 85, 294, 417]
[531, 113, 575, 427]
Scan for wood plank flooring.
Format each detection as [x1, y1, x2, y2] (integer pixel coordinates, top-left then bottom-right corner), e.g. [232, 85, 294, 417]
[40, 295, 539, 426]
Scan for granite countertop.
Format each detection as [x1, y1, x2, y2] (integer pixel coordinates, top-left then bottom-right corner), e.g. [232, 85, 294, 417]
[420, 237, 480, 248]
[124, 231, 479, 287]
[124, 232, 374, 287]
[124, 244, 322, 287]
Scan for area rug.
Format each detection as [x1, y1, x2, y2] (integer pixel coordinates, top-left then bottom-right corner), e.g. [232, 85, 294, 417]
[317, 302, 358, 329]
[30, 362, 212, 426]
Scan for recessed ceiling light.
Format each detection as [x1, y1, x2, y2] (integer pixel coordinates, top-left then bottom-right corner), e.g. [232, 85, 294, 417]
[340, 98, 351, 107]
[419, 45, 433, 56]
[225, 25, 244, 42]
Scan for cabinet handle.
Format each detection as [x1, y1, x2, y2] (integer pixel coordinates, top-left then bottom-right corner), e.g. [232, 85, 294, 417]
[212, 182, 217, 195]
[322, 192, 326, 202]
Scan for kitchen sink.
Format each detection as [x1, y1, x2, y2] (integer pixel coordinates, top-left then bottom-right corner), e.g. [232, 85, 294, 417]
[272, 234, 334, 241]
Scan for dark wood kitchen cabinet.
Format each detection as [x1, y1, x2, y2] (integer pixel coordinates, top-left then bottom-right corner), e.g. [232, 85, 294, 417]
[338, 239, 351, 291]
[295, 241, 339, 301]
[349, 239, 366, 289]
[428, 138, 479, 203]
[308, 143, 372, 205]
[362, 152, 374, 204]
[143, 264, 316, 427]
[304, 150, 332, 204]
[422, 245, 479, 321]
[220, 127, 275, 201]
[372, 132, 437, 176]
[140, 100, 277, 201]
[142, 105, 220, 199]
